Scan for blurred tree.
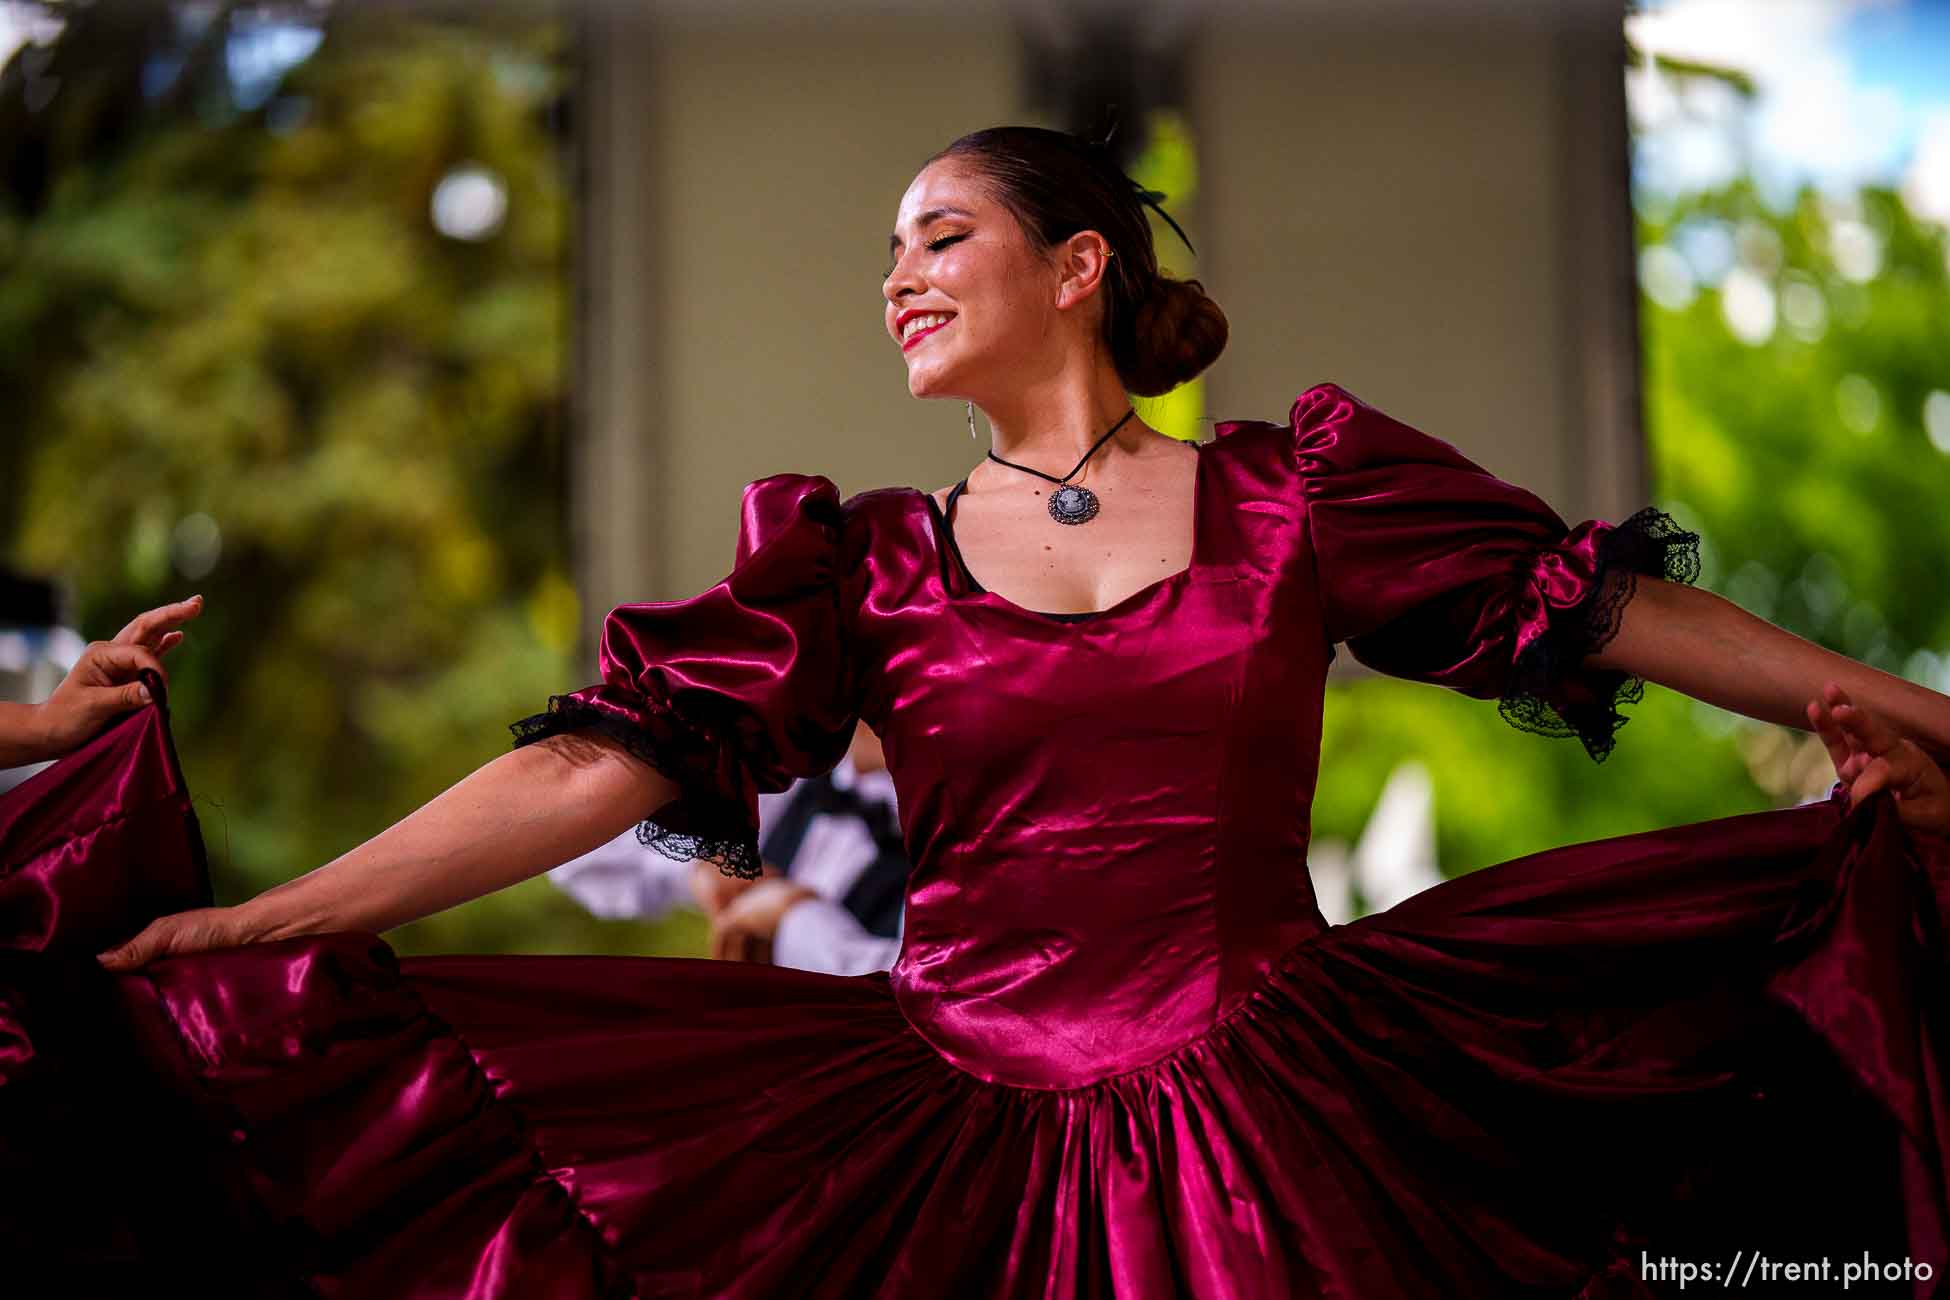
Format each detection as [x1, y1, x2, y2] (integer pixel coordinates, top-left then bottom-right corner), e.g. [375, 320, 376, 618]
[1315, 680, 1775, 881]
[0, 1, 703, 956]
[1638, 180, 1950, 672]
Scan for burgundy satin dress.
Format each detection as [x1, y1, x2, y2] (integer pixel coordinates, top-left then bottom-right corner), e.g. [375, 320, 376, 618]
[7, 382, 1950, 1298]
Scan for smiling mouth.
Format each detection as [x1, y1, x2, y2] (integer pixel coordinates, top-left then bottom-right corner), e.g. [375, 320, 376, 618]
[901, 318, 953, 351]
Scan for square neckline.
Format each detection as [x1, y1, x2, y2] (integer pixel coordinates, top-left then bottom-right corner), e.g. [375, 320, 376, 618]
[913, 439, 1208, 624]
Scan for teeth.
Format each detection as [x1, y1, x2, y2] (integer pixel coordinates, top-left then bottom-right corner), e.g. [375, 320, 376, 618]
[903, 313, 952, 341]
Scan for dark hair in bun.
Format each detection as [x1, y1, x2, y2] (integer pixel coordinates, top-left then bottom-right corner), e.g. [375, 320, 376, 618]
[927, 125, 1228, 398]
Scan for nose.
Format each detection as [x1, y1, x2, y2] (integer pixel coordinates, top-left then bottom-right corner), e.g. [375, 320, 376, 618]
[883, 246, 925, 304]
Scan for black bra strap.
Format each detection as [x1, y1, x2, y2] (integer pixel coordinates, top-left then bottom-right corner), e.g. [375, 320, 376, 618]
[939, 479, 978, 591]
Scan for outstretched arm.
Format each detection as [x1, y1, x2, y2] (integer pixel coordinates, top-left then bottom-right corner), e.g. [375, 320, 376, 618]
[1590, 577, 1950, 758]
[98, 731, 675, 969]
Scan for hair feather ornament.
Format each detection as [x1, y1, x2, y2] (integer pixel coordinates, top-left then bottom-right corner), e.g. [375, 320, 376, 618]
[1082, 107, 1198, 257]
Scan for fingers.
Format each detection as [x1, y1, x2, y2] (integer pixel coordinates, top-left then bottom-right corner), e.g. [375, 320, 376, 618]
[1851, 755, 1894, 806]
[1822, 682, 1872, 760]
[1817, 681, 1915, 810]
[64, 646, 168, 736]
[1850, 741, 1932, 804]
[1808, 697, 1853, 775]
[1819, 685, 1950, 837]
[1833, 702, 1903, 762]
[96, 922, 161, 971]
[1825, 686, 1903, 806]
[95, 944, 139, 971]
[688, 860, 723, 916]
[709, 901, 742, 960]
[710, 920, 753, 963]
[709, 888, 777, 962]
[96, 909, 241, 969]
[1809, 690, 1882, 788]
[113, 594, 204, 650]
[1819, 681, 1907, 766]
[82, 640, 168, 688]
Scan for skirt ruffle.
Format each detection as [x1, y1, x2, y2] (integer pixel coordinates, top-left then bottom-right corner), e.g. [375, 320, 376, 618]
[5, 703, 1948, 1298]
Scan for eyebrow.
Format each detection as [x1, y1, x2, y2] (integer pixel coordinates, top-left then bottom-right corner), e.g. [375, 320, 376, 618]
[888, 206, 974, 256]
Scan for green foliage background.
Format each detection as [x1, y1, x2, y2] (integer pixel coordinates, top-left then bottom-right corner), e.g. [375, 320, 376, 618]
[1, 4, 703, 956]
[1311, 177, 1950, 886]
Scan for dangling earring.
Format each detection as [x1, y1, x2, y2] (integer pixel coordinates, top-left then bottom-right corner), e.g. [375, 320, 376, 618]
[966, 400, 978, 441]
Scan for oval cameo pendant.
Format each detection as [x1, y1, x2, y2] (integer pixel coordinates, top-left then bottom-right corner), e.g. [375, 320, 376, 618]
[1047, 483, 1099, 525]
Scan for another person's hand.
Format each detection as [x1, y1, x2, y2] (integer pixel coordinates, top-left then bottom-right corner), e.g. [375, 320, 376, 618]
[1808, 681, 1950, 839]
[96, 904, 256, 971]
[38, 595, 204, 757]
[687, 856, 782, 918]
[709, 877, 819, 963]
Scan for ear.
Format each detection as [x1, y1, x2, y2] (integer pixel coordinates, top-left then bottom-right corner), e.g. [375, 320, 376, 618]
[1052, 231, 1115, 313]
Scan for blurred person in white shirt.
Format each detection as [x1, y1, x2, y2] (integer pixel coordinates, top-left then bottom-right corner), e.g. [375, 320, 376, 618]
[547, 720, 906, 975]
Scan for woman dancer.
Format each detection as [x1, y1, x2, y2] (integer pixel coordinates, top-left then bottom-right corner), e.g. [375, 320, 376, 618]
[16, 127, 1950, 1297]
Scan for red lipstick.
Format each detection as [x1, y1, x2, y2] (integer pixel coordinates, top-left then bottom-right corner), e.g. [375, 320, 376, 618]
[901, 318, 953, 351]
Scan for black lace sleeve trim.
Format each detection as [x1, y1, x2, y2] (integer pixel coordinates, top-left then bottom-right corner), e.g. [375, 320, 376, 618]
[509, 697, 764, 880]
[1497, 507, 1703, 764]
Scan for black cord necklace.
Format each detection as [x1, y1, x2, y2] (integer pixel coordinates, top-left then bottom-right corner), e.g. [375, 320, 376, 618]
[984, 406, 1137, 526]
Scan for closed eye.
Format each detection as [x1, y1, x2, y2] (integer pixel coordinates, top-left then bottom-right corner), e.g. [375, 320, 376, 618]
[882, 233, 966, 281]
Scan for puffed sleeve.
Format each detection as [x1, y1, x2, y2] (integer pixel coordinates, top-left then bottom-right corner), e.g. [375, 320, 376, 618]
[510, 474, 865, 879]
[1291, 382, 1700, 762]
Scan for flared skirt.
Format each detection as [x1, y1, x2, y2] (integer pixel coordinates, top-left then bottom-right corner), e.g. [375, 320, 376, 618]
[4, 705, 1947, 1298]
